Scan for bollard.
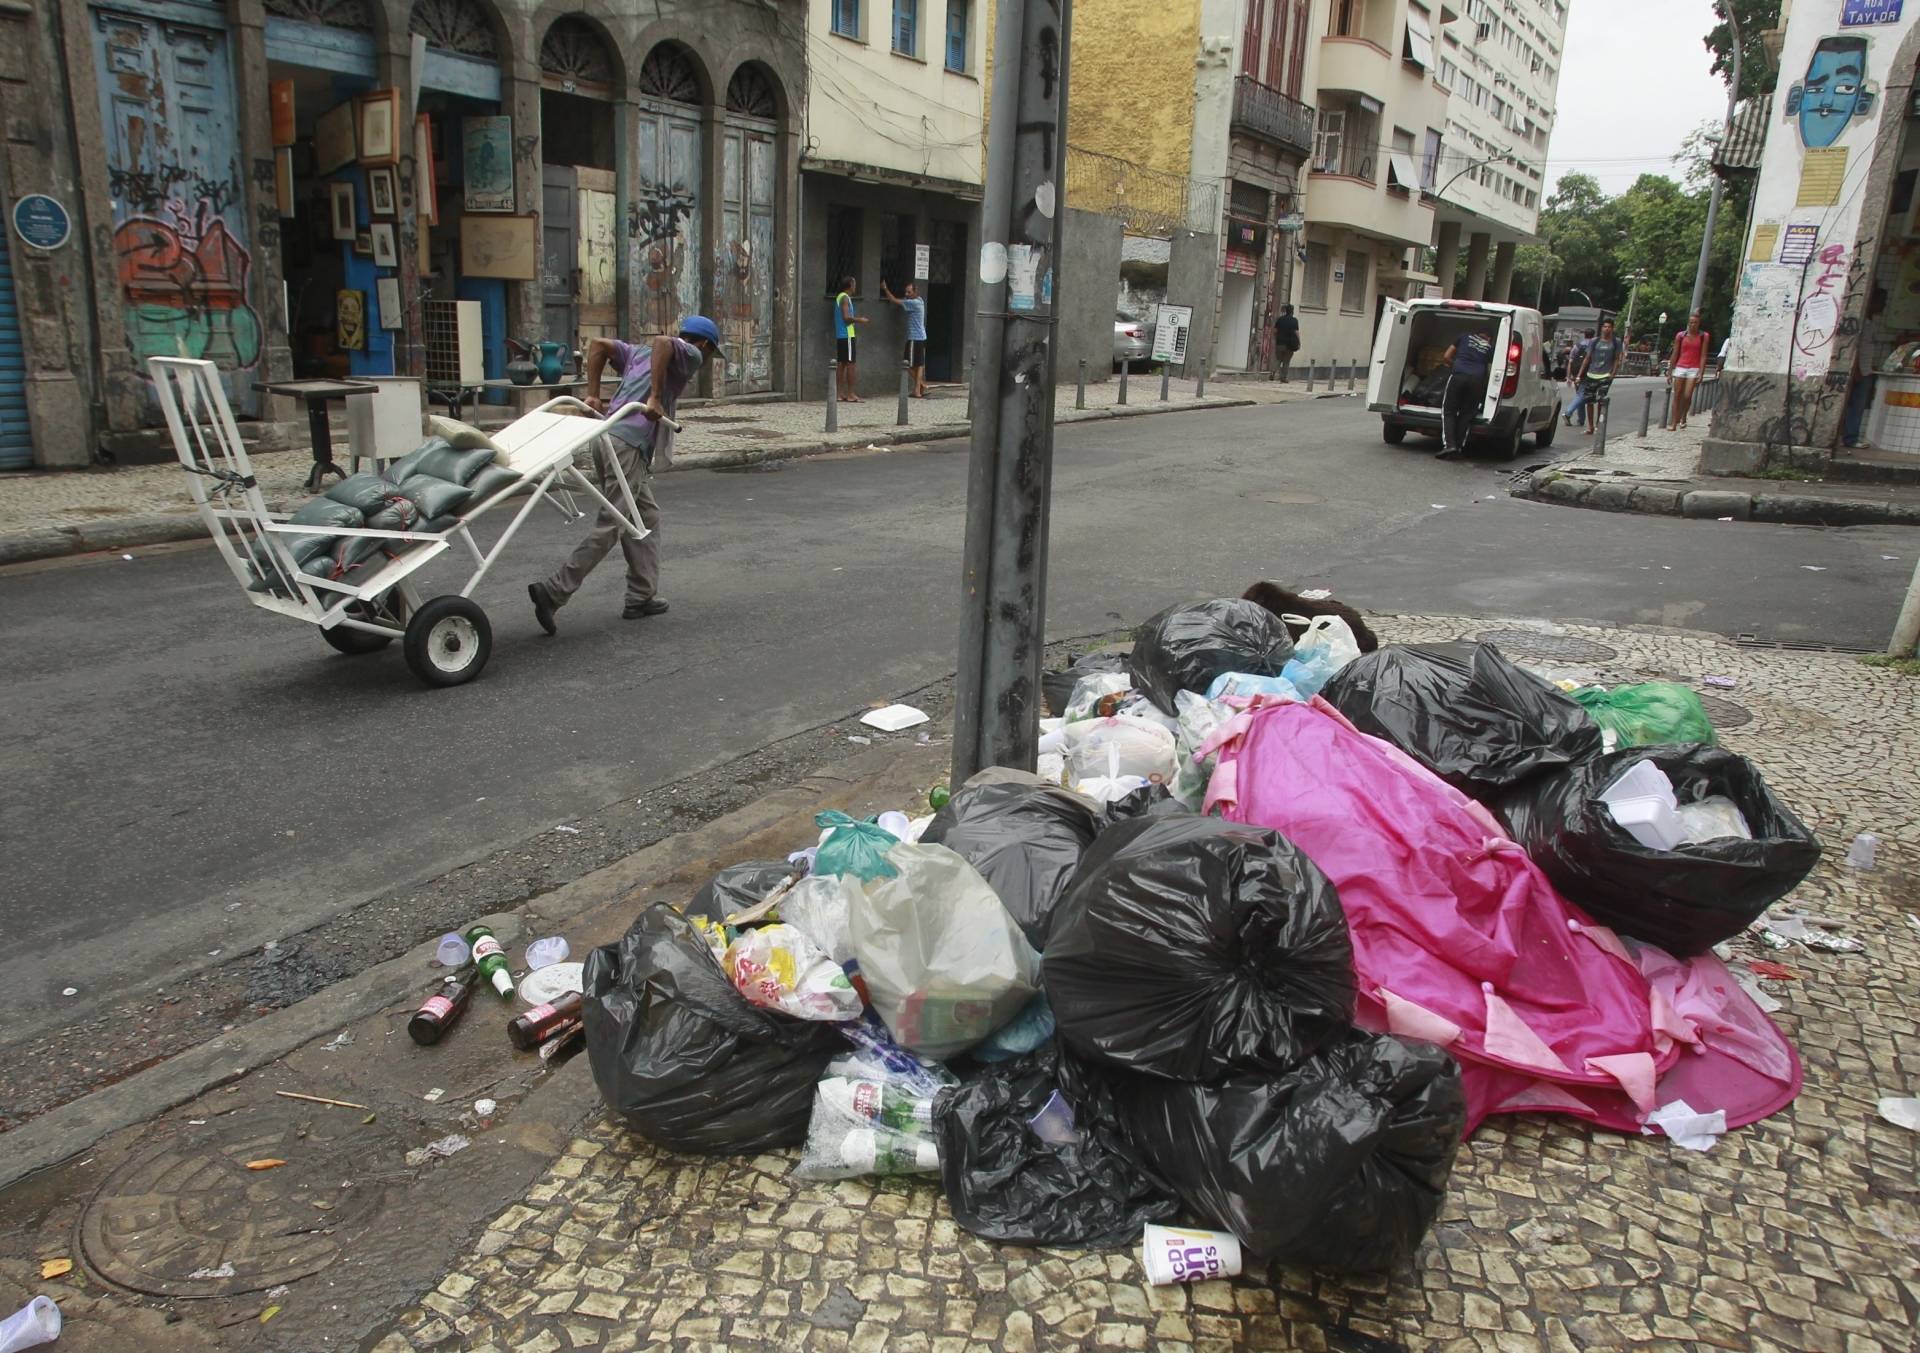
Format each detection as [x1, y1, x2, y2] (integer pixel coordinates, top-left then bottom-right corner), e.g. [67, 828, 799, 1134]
[1350, 358, 1361, 393]
[1119, 360, 1129, 405]
[1305, 358, 1316, 393]
[1195, 361, 1207, 399]
[897, 358, 911, 427]
[1594, 390, 1610, 454]
[1076, 358, 1086, 410]
[1159, 363, 1171, 402]
[826, 359, 838, 433]
[1642, 388, 1654, 437]
[964, 361, 972, 420]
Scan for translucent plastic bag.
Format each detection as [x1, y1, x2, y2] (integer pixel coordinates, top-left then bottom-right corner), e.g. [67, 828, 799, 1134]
[796, 1074, 942, 1180]
[813, 811, 901, 881]
[1277, 615, 1360, 698]
[1061, 715, 1179, 784]
[1572, 682, 1717, 748]
[1170, 691, 1228, 811]
[848, 843, 1041, 1059]
[721, 923, 863, 1022]
[1063, 671, 1134, 721]
[779, 873, 860, 964]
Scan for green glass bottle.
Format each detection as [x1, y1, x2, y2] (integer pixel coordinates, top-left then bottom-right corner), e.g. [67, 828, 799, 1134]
[463, 924, 515, 999]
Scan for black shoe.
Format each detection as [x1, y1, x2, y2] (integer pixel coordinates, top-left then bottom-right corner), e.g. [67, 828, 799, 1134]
[623, 598, 670, 619]
[528, 583, 557, 636]
[1435, 447, 1462, 460]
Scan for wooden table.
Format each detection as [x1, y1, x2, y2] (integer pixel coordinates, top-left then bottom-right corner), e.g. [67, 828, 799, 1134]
[253, 378, 378, 490]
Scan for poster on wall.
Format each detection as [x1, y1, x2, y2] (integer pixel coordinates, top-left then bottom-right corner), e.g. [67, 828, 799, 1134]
[459, 214, 538, 279]
[1749, 222, 1781, 262]
[1796, 147, 1849, 207]
[1779, 224, 1820, 266]
[462, 116, 515, 212]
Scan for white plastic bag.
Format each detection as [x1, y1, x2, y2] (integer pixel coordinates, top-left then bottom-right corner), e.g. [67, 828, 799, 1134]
[1061, 714, 1179, 784]
[848, 843, 1041, 1059]
[1290, 613, 1362, 669]
[780, 872, 861, 964]
[721, 923, 863, 1022]
[1170, 690, 1228, 810]
[1063, 671, 1133, 721]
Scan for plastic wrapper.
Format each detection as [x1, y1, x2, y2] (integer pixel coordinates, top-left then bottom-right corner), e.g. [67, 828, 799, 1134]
[1494, 746, 1822, 956]
[919, 780, 1104, 948]
[814, 811, 901, 881]
[1062, 671, 1134, 721]
[848, 843, 1041, 1060]
[1102, 1032, 1465, 1268]
[1046, 816, 1355, 1082]
[1061, 716, 1180, 785]
[1129, 599, 1296, 714]
[1321, 640, 1602, 797]
[1042, 651, 1130, 717]
[583, 904, 845, 1154]
[934, 1046, 1179, 1248]
[720, 923, 862, 1022]
[1204, 671, 1303, 702]
[1572, 682, 1717, 748]
[832, 1013, 959, 1097]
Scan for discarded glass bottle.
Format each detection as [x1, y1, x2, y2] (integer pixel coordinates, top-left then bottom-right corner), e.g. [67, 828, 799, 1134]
[508, 991, 584, 1051]
[538, 1019, 585, 1062]
[464, 924, 515, 999]
[408, 967, 478, 1046]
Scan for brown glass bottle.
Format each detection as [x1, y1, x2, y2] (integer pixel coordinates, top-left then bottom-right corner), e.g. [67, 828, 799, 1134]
[409, 968, 478, 1046]
[508, 991, 585, 1051]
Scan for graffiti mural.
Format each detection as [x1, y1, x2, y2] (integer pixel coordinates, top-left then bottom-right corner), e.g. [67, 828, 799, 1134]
[93, 10, 259, 419]
[1785, 35, 1878, 148]
[634, 108, 702, 338]
[1792, 242, 1851, 377]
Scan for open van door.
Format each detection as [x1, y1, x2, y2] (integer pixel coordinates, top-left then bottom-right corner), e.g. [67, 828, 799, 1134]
[1482, 312, 1515, 424]
[1367, 299, 1411, 411]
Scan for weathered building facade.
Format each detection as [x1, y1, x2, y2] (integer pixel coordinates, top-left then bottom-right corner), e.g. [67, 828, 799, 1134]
[1, 0, 806, 467]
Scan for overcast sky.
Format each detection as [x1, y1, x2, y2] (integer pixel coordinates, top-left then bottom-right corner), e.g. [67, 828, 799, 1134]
[1545, 0, 1732, 199]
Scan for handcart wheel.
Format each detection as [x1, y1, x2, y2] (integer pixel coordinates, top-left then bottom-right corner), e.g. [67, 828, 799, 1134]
[404, 595, 492, 688]
[321, 595, 402, 656]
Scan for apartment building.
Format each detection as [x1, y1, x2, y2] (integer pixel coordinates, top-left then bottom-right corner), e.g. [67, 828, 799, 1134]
[1293, 0, 1454, 365]
[802, 0, 986, 397]
[1429, 0, 1568, 302]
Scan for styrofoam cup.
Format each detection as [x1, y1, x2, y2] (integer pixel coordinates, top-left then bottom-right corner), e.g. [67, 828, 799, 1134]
[1139, 1224, 1243, 1285]
[0, 1296, 61, 1353]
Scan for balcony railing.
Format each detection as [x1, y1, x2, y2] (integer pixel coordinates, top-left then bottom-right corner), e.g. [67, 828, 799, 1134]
[1232, 75, 1316, 157]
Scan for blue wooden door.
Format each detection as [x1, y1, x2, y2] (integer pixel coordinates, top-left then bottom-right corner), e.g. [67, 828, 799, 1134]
[719, 120, 776, 393]
[92, 3, 260, 421]
[634, 103, 702, 342]
[0, 224, 29, 468]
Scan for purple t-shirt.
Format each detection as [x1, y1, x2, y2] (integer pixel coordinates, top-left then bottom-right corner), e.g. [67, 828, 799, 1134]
[604, 337, 702, 452]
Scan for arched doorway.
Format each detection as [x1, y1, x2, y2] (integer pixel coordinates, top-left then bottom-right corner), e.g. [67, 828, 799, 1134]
[634, 42, 705, 339]
[720, 62, 780, 392]
[538, 15, 620, 349]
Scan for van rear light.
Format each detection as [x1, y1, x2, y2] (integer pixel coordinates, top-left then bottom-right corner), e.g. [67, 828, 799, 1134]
[1501, 340, 1523, 398]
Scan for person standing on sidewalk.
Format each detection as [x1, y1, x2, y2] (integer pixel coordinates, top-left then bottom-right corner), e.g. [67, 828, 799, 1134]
[526, 317, 722, 633]
[1665, 312, 1712, 430]
[1273, 305, 1301, 382]
[834, 277, 864, 402]
[1565, 328, 1595, 426]
[1436, 320, 1497, 460]
[880, 280, 929, 398]
[1574, 319, 1625, 435]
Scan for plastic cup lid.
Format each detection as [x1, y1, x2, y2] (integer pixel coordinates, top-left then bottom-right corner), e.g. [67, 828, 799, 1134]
[518, 962, 584, 1007]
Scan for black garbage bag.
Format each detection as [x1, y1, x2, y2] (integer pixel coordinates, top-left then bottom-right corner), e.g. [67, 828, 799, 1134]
[1321, 640, 1601, 798]
[1100, 782, 1194, 825]
[685, 860, 795, 923]
[1104, 1032, 1465, 1268]
[1494, 745, 1822, 955]
[919, 782, 1103, 950]
[934, 1044, 1178, 1248]
[1041, 650, 1130, 718]
[1128, 599, 1295, 714]
[1045, 817, 1355, 1081]
[582, 903, 844, 1154]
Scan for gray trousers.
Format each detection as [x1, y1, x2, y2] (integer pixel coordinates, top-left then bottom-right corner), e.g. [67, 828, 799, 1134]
[544, 434, 661, 608]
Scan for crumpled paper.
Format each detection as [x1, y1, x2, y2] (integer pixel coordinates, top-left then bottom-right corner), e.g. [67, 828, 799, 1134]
[1643, 1099, 1727, 1152]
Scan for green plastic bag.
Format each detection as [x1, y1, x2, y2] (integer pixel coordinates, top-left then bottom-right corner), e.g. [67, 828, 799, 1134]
[1572, 682, 1716, 748]
[814, 811, 901, 881]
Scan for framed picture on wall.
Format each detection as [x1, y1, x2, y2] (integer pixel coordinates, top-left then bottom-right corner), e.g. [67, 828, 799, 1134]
[377, 276, 402, 330]
[354, 231, 373, 258]
[329, 180, 356, 241]
[367, 167, 396, 217]
[462, 116, 515, 212]
[274, 148, 296, 219]
[270, 79, 295, 148]
[338, 290, 368, 351]
[414, 114, 439, 227]
[371, 222, 397, 267]
[358, 89, 400, 166]
[315, 101, 357, 175]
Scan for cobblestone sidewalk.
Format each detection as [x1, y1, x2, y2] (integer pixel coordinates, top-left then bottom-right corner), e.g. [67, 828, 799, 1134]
[370, 614, 1920, 1353]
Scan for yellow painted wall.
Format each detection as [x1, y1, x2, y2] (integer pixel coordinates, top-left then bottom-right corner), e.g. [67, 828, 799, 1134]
[983, 0, 1201, 183]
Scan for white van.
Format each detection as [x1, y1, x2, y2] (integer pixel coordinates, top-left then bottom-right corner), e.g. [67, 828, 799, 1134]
[1366, 298, 1561, 456]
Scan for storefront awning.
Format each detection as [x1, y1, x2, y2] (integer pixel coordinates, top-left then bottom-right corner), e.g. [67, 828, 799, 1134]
[1388, 152, 1422, 191]
[1713, 100, 1768, 174]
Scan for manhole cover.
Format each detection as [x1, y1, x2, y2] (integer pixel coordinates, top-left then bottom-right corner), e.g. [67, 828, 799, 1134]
[1473, 629, 1619, 663]
[1696, 693, 1753, 729]
[81, 1113, 389, 1298]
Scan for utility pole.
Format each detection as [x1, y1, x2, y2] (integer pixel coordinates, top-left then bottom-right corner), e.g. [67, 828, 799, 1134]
[1690, 5, 1744, 317]
[951, 0, 1073, 785]
[1623, 268, 1649, 347]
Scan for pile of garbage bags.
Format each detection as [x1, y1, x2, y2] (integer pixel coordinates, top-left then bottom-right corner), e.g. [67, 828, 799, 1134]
[584, 598, 1822, 1277]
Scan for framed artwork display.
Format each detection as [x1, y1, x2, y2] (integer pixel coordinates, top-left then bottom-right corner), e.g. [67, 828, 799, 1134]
[274, 148, 295, 219]
[337, 289, 367, 350]
[371, 222, 397, 267]
[357, 89, 400, 166]
[377, 276, 402, 330]
[354, 230, 373, 257]
[367, 167, 396, 217]
[315, 101, 357, 174]
[462, 116, 514, 212]
[328, 180, 356, 241]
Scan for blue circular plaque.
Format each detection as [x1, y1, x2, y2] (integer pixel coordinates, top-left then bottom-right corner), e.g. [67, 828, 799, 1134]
[13, 194, 72, 251]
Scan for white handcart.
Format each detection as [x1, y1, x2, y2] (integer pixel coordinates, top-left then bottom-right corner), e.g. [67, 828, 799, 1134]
[151, 356, 667, 688]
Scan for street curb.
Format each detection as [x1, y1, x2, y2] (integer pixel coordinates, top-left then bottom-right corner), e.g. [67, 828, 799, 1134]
[0, 738, 941, 1192]
[0, 398, 1262, 566]
[1510, 468, 1920, 528]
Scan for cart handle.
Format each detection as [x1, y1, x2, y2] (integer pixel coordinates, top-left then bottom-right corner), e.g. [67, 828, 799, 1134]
[528, 394, 683, 434]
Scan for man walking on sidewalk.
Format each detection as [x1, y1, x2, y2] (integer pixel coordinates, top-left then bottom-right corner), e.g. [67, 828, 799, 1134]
[526, 317, 722, 633]
[1273, 305, 1301, 382]
[1574, 318, 1625, 435]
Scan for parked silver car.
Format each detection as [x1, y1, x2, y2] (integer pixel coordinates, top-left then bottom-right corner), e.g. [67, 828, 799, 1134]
[1113, 312, 1152, 370]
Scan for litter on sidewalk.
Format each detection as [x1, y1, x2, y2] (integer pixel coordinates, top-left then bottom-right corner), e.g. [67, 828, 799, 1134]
[566, 593, 1824, 1277]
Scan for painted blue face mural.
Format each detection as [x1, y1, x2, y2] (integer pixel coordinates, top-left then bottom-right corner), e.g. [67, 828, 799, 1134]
[1787, 36, 1876, 149]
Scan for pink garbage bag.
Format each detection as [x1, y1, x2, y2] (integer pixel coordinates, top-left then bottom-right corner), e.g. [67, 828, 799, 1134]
[1203, 699, 1675, 1125]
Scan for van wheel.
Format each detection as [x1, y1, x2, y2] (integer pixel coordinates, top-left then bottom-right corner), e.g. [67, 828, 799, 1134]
[1536, 408, 1559, 449]
[1382, 421, 1407, 445]
[1503, 422, 1526, 460]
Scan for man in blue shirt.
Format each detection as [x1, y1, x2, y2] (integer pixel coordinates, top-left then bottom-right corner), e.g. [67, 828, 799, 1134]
[527, 316, 722, 633]
[881, 280, 930, 397]
[1437, 321, 1497, 459]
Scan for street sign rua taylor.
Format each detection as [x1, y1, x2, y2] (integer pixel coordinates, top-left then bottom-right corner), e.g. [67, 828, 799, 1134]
[11, 193, 72, 251]
[1841, 0, 1901, 25]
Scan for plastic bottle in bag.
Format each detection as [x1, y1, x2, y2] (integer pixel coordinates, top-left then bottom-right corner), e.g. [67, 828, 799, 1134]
[815, 1075, 936, 1133]
[840, 1127, 939, 1175]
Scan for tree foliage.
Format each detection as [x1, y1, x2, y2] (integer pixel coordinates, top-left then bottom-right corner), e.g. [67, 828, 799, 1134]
[1704, 0, 1783, 101]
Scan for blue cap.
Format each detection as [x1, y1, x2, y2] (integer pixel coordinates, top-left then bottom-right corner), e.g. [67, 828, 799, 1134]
[680, 315, 725, 356]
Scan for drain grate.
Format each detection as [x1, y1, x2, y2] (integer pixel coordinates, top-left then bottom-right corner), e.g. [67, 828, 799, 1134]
[1696, 693, 1754, 729]
[1473, 629, 1620, 663]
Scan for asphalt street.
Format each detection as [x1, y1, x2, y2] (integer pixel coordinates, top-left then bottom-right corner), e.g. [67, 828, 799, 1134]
[3, 391, 1914, 1042]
